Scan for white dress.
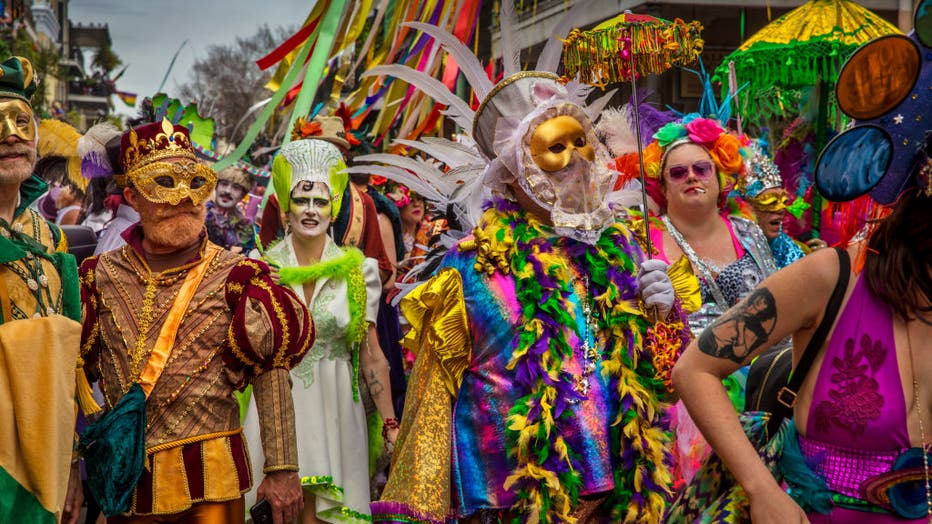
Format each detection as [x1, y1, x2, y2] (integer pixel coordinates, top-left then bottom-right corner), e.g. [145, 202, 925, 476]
[244, 234, 381, 523]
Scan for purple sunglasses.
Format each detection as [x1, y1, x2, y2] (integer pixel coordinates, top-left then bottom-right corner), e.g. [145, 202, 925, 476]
[666, 160, 715, 182]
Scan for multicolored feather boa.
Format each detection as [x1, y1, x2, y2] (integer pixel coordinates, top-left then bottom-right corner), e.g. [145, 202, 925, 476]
[279, 246, 368, 400]
[474, 198, 674, 523]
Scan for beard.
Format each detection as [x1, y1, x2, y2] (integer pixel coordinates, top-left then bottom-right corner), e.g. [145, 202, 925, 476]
[138, 203, 207, 250]
[0, 142, 37, 185]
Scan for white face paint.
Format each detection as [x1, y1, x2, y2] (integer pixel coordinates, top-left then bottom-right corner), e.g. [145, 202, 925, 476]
[288, 181, 332, 239]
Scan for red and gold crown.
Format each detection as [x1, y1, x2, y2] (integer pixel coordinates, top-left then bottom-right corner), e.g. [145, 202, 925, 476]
[121, 118, 196, 177]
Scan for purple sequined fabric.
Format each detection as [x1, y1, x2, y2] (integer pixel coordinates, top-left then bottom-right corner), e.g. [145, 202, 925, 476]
[797, 434, 903, 499]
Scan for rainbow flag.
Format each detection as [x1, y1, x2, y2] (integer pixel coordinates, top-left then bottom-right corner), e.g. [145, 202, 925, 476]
[115, 90, 137, 107]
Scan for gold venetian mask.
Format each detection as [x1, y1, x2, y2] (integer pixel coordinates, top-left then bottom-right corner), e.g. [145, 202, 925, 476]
[129, 159, 217, 206]
[750, 189, 788, 213]
[529, 115, 594, 172]
[0, 99, 35, 142]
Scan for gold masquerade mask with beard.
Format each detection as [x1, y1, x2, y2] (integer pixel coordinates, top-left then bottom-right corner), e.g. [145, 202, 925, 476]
[129, 159, 217, 206]
[521, 106, 614, 243]
[0, 99, 35, 142]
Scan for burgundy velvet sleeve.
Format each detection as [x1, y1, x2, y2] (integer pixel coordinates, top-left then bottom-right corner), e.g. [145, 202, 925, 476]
[360, 192, 393, 281]
[224, 257, 313, 471]
[78, 255, 101, 374]
[224, 258, 313, 375]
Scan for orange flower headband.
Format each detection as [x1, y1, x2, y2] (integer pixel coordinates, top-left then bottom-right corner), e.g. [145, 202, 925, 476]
[616, 114, 747, 210]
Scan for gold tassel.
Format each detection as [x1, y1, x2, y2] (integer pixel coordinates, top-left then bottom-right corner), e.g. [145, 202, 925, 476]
[75, 357, 102, 416]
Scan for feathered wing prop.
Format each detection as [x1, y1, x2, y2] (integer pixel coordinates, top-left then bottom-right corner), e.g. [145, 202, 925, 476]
[536, 0, 594, 73]
[586, 89, 618, 123]
[361, 65, 475, 130]
[78, 122, 122, 180]
[344, 164, 449, 206]
[392, 137, 484, 170]
[404, 22, 493, 100]
[498, 0, 521, 76]
[354, 153, 456, 195]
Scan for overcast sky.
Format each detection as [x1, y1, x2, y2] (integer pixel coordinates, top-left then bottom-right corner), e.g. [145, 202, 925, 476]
[68, 0, 311, 115]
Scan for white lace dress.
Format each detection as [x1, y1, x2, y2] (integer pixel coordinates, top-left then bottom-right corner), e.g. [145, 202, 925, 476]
[243, 234, 381, 523]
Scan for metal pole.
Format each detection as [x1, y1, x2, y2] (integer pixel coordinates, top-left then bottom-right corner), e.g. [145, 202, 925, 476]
[628, 32, 652, 259]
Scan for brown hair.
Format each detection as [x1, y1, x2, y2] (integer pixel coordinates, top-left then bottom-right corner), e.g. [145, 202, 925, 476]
[864, 189, 932, 319]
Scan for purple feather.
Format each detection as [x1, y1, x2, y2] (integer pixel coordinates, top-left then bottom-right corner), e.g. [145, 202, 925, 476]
[81, 156, 113, 179]
[632, 92, 678, 143]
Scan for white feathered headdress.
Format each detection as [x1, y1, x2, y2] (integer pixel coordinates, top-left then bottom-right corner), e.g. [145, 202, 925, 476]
[347, 0, 614, 236]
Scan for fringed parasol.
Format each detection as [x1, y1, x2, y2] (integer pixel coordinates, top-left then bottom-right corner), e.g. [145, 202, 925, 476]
[713, 0, 901, 121]
[562, 12, 704, 87]
[561, 10, 704, 257]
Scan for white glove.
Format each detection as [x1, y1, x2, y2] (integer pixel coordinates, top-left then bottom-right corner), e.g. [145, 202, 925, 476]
[637, 258, 675, 319]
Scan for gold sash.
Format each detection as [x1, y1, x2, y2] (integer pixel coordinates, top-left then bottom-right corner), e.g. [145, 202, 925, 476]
[137, 244, 221, 396]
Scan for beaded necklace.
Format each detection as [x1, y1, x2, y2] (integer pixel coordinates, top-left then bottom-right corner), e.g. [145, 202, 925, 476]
[471, 199, 674, 523]
[907, 321, 932, 522]
[0, 211, 63, 319]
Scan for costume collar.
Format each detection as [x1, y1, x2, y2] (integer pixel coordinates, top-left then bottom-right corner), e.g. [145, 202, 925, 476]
[121, 223, 209, 271]
[16, 174, 47, 218]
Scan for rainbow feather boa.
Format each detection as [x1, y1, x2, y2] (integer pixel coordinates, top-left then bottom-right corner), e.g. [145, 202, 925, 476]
[476, 199, 674, 523]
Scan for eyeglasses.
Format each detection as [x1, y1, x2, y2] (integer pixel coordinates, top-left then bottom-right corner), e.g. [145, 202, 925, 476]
[666, 160, 715, 182]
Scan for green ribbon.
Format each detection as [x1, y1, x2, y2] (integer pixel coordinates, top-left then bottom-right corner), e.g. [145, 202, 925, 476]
[283, 0, 348, 149]
[211, 21, 321, 172]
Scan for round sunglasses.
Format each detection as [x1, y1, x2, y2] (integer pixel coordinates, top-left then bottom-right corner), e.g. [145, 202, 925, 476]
[665, 160, 715, 182]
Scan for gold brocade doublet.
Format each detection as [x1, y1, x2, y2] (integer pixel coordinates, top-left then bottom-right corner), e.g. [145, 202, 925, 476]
[80, 239, 312, 515]
[88, 245, 243, 445]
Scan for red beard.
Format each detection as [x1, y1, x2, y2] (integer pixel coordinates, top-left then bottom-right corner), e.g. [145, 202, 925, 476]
[139, 207, 206, 250]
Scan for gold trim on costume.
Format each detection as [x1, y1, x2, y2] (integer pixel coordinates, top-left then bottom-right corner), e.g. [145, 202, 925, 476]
[342, 183, 365, 248]
[137, 244, 221, 395]
[399, 268, 472, 396]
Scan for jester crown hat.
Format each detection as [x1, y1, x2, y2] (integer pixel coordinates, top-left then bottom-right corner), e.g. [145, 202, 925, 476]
[120, 119, 196, 178]
[816, 0, 932, 204]
[0, 56, 37, 103]
[272, 139, 348, 216]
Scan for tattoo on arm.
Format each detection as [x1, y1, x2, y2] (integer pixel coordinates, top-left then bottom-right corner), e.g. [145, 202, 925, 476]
[366, 369, 385, 397]
[698, 287, 778, 363]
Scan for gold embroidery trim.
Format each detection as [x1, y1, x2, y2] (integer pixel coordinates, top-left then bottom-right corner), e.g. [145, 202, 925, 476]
[137, 244, 222, 396]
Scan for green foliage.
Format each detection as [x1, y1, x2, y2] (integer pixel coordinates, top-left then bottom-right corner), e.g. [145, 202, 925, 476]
[0, 26, 61, 117]
[91, 45, 122, 75]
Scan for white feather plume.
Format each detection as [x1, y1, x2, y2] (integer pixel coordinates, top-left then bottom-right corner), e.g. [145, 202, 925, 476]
[391, 138, 483, 168]
[498, 0, 521, 76]
[596, 106, 638, 157]
[356, 153, 456, 195]
[586, 88, 617, 123]
[361, 65, 474, 130]
[344, 164, 450, 205]
[536, 0, 594, 73]
[77, 122, 120, 166]
[404, 22, 493, 100]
